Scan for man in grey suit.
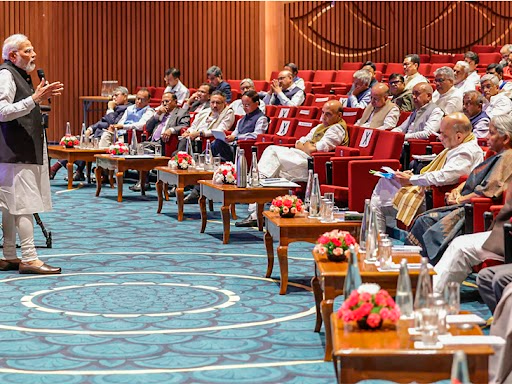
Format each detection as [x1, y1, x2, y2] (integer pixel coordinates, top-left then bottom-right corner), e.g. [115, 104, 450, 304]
[145, 92, 190, 145]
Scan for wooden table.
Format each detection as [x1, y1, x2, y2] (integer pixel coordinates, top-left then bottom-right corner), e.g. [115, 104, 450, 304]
[331, 314, 493, 383]
[156, 166, 214, 221]
[313, 249, 435, 360]
[47, 146, 107, 189]
[94, 154, 170, 202]
[79, 95, 109, 126]
[198, 180, 291, 245]
[263, 212, 361, 295]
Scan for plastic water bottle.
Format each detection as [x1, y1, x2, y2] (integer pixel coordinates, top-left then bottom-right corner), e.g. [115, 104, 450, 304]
[304, 169, 314, 212]
[309, 173, 321, 217]
[365, 207, 379, 261]
[205, 139, 212, 170]
[396, 259, 414, 319]
[450, 351, 471, 384]
[130, 128, 138, 155]
[65, 121, 71, 136]
[249, 146, 260, 187]
[359, 199, 371, 251]
[343, 246, 362, 297]
[236, 149, 247, 188]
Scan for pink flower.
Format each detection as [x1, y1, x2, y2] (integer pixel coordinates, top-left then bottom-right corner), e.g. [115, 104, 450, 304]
[379, 307, 390, 320]
[366, 313, 382, 328]
[341, 310, 354, 322]
[282, 206, 289, 214]
[344, 291, 360, 308]
[283, 199, 292, 208]
[318, 236, 330, 245]
[344, 233, 357, 245]
[331, 238, 342, 247]
[359, 292, 372, 302]
[375, 292, 388, 307]
[273, 199, 283, 207]
[332, 247, 343, 256]
[290, 207, 297, 214]
[353, 302, 373, 320]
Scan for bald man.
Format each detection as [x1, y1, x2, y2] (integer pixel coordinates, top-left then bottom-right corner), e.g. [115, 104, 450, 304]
[355, 83, 400, 130]
[236, 100, 348, 227]
[263, 70, 305, 107]
[392, 82, 444, 140]
[371, 112, 484, 231]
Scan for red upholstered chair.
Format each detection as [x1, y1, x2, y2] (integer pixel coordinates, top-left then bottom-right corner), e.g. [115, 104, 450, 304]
[453, 54, 465, 62]
[296, 106, 320, 120]
[252, 80, 269, 92]
[303, 93, 314, 106]
[341, 62, 363, 71]
[471, 45, 497, 54]
[397, 111, 412, 126]
[231, 89, 240, 101]
[430, 54, 454, 64]
[297, 70, 315, 82]
[419, 54, 431, 63]
[477, 53, 502, 68]
[418, 64, 432, 77]
[269, 71, 279, 82]
[255, 118, 298, 157]
[312, 70, 336, 85]
[384, 63, 404, 80]
[153, 87, 166, 101]
[322, 70, 356, 94]
[374, 71, 383, 82]
[343, 107, 364, 125]
[310, 94, 337, 108]
[227, 80, 240, 92]
[374, 63, 387, 72]
[275, 106, 297, 118]
[265, 105, 277, 118]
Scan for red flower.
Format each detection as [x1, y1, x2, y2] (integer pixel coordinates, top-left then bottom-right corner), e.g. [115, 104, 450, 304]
[318, 236, 330, 245]
[283, 199, 293, 208]
[353, 302, 373, 320]
[273, 199, 283, 207]
[366, 313, 382, 328]
[359, 292, 372, 302]
[331, 238, 342, 247]
[344, 291, 360, 308]
[344, 234, 356, 245]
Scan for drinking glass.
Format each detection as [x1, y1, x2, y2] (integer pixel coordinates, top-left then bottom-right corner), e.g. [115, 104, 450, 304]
[428, 293, 448, 334]
[93, 138, 99, 149]
[136, 143, 144, 156]
[154, 144, 162, 157]
[444, 282, 460, 315]
[324, 192, 335, 203]
[213, 157, 221, 170]
[193, 153, 200, 169]
[198, 154, 206, 170]
[420, 307, 439, 346]
[322, 200, 334, 222]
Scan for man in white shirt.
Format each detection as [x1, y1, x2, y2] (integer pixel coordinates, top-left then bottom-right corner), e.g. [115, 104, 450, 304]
[453, 61, 476, 93]
[340, 69, 372, 109]
[355, 83, 400, 130]
[371, 112, 484, 231]
[182, 83, 212, 113]
[403, 54, 428, 91]
[392, 82, 444, 140]
[480, 74, 512, 118]
[486, 64, 512, 96]
[464, 51, 481, 89]
[163, 67, 189, 106]
[432, 66, 463, 114]
[284, 62, 305, 91]
[463, 90, 490, 138]
[263, 70, 305, 107]
[230, 79, 265, 115]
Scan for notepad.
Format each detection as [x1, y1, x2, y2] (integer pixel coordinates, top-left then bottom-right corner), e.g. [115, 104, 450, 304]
[438, 335, 505, 346]
[259, 178, 300, 188]
[446, 314, 486, 325]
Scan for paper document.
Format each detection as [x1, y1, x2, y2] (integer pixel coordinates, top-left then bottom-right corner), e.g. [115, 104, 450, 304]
[438, 335, 505, 346]
[391, 245, 423, 253]
[446, 314, 486, 325]
[259, 178, 301, 188]
[211, 130, 227, 143]
[370, 166, 396, 179]
[412, 154, 437, 162]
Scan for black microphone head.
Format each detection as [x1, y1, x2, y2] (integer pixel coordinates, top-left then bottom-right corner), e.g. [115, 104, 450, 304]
[37, 69, 45, 81]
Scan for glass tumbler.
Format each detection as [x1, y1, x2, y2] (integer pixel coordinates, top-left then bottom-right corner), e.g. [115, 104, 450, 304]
[444, 282, 460, 315]
[420, 307, 439, 346]
[198, 154, 206, 170]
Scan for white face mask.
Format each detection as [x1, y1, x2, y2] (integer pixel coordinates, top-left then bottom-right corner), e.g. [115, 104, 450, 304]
[14, 52, 35, 73]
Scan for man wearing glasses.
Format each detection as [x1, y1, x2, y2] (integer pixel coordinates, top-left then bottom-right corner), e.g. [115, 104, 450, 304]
[480, 74, 512, 118]
[403, 54, 428, 91]
[229, 79, 265, 115]
[183, 83, 213, 113]
[264, 70, 305, 107]
[388, 73, 414, 112]
[145, 92, 190, 144]
[432, 66, 463, 115]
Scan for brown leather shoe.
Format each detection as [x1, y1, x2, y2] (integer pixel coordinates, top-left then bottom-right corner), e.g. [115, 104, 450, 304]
[0, 259, 20, 271]
[19, 262, 61, 275]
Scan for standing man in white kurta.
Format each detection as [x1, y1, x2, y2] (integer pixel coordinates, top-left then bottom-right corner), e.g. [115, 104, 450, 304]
[0, 34, 63, 274]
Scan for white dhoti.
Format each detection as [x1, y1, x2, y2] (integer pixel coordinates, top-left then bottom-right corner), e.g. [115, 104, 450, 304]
[258, 145, 310, 182]
[370, 177, 402, 232]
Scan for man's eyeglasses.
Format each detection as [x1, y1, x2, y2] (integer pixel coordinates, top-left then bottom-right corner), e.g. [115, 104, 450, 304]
[162, 100, 171, 104]
[389, 80, 402, 85]
[434, 78, 446, 83]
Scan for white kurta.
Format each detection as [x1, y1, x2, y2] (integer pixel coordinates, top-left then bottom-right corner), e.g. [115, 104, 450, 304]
[0, 69, 51, 215]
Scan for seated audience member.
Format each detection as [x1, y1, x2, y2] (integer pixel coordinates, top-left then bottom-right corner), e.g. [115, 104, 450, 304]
[99, 88, 154, 148]
[499, 44, 512, 66]
[478, 263, 512, 314]
[230, 79, 266, 115]
[341, 69, 372, 109]
[145, 93, 190, 149]
[464, 51, 481, 89]
[462, 90, 490, 138]
[432, 66, 463, 114]
[431, 177, 512, 295]
[403, 54, 428, 91]
[480, 74, 512, 118]
[453, 61, 476, 93]
[212, 91, 268, 162]
[236, 100, 348, 227]
[388, 73, 414, 112]
[50, 86, 131, 180]
[163, 67, 189, 106]
[371, 113, 484, 232]
[182, 83, 213, 113]
[503, 50, 512, 77]
[486, 63, 512, 93]
[392, 83, 444, 140]
[355, 83, 399, 130]
[283, 62, 305, 91]
[177, 91, 235, 153]
[361, 61, 379, 88]
[407, 115, 512, 265]
[206, 66, 232, 103]
[263, 70, 305, 107]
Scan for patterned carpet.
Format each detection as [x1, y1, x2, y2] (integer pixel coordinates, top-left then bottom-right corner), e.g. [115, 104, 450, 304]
[0, 173, 491, 383]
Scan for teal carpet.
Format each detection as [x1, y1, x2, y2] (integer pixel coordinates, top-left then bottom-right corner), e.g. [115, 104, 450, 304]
[0, 172, 491, 383]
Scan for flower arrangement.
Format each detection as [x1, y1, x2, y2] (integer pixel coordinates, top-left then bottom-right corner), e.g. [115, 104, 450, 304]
[168, 151, 194, 170]
[313, 229, 358, 262]
[213, 162, 236, 184]
[60, 135, 79, 148]
[107, 141, 129, 156]
[269, 195, 303, 218]
[338, 283, 400, 329]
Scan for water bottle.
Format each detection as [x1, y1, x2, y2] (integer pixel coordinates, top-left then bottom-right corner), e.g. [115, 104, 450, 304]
[304, 169, 314, 212]
[343, 246, 362, 297]
[365, 207, 379, 261]
[249, 146, 260, 187]
[185, 137, 194, 157]
[414, 257, 433, 330]
[396, 259, 414, 319]
[236, 148, 247, 188]
[114, 127, 118, 143]
[450, 351, 471, 384]
[65, 121, 71, 136]
[205, 139, 213, 170]
[309, 173, 321, 217]
[79, 122, 85, 148]
[130, 128, 138, 155]
[359, 199, 371, 251]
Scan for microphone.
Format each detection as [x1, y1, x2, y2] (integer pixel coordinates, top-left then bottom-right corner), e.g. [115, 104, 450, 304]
[36, 68, 51, 104]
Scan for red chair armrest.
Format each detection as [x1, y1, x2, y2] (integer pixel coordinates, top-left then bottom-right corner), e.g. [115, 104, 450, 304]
[311, 152, 335, 185]
[470, 197, 494, 233]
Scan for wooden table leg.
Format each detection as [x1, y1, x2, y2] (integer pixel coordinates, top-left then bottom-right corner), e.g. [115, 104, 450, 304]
[156, 180, 164, 213]
[109, 170, 115, 188]
[176, 187, 185, 221]
[140, 171, 147, 196]
[230, 204, 237, 220]
[95, 166, 102, 197]
[264, 231, 274, 278]
[208, 199, 214, 212]
[66, 162, 74, 189]
[277, 245, 289, 295]
[256, 203, 264, 231]
[221, 205, 230, 244]
[312, 275, 323, 332]
[321, 299, 335, 361]
[116, 171, 124, 202]
[86, 162, 92, 184]
[164, 182, 169, 201]
[199, 195, 207, 233]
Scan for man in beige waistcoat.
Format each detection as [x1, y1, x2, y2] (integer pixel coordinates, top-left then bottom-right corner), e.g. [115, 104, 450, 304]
[355, 83, 400, 130]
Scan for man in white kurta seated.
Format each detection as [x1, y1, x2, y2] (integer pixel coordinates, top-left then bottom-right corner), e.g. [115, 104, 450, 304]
[340, 69, 372, 109]
[263, 70, 305, 107]
[229, 79, 265, 115]
[462, 90, 490, 138]
[464, 51, 481, 89]
[480, 74, 512, 118]
[431, 66, 463, 115]
[371, 113, 484, 232]
[403, 54, 428, 91]
[355, 83, 400, 130]
[235, 100, 348, 227]
[453, 61, 476, 93]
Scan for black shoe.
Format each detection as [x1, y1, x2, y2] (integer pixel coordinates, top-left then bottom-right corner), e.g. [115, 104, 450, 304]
[235, 215, 258, 227]
[73, 171, 85, 181]
[168, 186, 176, 197]
[183, 189, 199, 204]
[130, 181, 141, 191]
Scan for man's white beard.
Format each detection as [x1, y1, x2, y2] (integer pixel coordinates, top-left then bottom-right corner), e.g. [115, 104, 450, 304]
[15, 55, 35, 72]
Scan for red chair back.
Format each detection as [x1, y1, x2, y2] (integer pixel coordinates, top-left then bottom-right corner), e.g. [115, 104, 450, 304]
[252, 80, 269, 92]
[384, 63, 404, 76]
[471, 45, 496, 54]
[374, 63, 387, 72]
[297, 70, 315, 82]
[371, 130, 405, 160]
[313, 70, 336, 83]
[296, 106, 320, 120]
[419, 54, 431, 63]
[274, 118, 298, 137]
[153, 87, 166, 100]
[275, 106, 297, 118]
[418, 64, 432, 77]
[270, 71, 279, 82]
[334, 70, 356, 84]
[478, 52, 501, 66]
[397, 111, 412, 126]
[310, 94, 336, 108]
[265, 105, 277, 117]
[343, 107, 363, 125]
[294, 119, 318, 138]
[352, 128, 380, 156]
[341, 62, 362, 71]
[227, 80, 240, 91]
[430, 54, 454, 64]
